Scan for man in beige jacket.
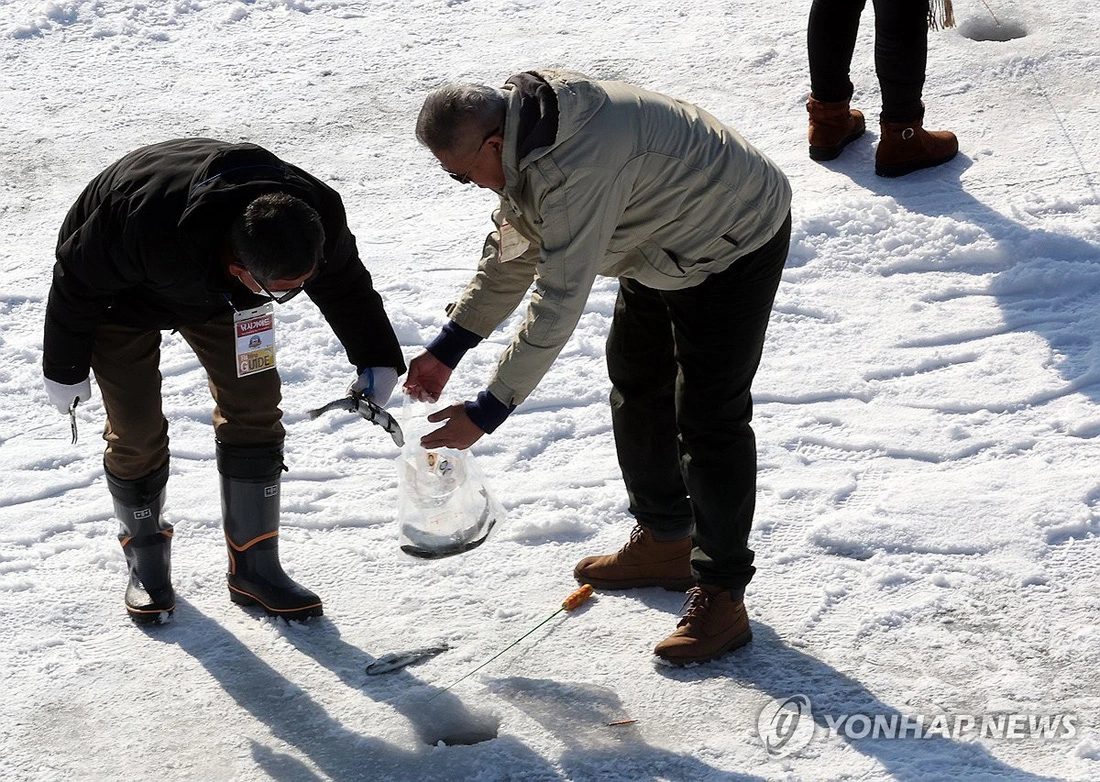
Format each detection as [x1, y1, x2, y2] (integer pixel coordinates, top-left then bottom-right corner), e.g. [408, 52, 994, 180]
[407, 70, 792, 664]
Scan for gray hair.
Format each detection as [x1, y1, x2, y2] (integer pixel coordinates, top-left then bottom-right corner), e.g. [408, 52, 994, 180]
[415, 83, 507, 155]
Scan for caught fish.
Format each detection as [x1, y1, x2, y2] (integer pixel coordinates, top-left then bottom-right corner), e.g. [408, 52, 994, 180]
[365, 642, 452, 675]
[309, 392, 404, 446]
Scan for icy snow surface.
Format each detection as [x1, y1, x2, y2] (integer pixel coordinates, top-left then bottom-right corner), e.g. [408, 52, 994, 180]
[1, 1, 1098, 780]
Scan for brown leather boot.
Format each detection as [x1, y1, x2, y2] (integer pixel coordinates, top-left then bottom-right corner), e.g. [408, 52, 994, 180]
[574, 525, 694, 591]
[653, 585, 752, 665]
[876, 116, 958, 177]
[807, 96, 866, 161]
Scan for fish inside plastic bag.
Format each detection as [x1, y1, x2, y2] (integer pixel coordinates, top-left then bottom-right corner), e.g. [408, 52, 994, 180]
[396, 402, 506, 559]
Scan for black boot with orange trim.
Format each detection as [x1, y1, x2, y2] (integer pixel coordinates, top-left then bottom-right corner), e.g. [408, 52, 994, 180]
[106, 462, 175, 625]
[217, 442, 323, 621]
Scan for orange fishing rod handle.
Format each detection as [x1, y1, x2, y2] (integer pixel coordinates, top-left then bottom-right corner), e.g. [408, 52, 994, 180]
[562, 583, 594, 611]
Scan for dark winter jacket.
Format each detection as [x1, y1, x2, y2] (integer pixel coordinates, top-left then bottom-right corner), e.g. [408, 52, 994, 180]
[43, 138, 405, 384]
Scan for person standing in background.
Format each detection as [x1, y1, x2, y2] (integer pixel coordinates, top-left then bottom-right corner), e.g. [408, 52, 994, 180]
[806, 0, 959, 176]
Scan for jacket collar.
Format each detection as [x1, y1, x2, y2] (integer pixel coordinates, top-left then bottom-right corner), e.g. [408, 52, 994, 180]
[177, 143, 317, 260]
[506, 71, 559, 161]
[501, 70, 607, 195]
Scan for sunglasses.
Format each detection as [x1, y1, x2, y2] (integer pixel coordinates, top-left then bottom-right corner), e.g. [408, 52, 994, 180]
[251, 258, 325, 304]
[254, 277, 305, 304]
[443, 127, 501, 185]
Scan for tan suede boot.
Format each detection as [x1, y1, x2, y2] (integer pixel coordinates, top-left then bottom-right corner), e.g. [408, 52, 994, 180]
[807, 96, 866, 161]
[574, 525, 694, 591]
[653, 585, 752, 664]
[875, 116, 958, 177]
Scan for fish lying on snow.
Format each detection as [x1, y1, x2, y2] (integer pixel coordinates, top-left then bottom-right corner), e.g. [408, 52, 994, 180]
[365, 642, 452, 675]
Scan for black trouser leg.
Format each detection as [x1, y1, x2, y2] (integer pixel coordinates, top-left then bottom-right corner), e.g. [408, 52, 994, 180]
[668, 215, 789, 592]
[808, 0, 929, 121]
[610, 214, 790, 593]
[808, 0, 867, 102]
[872, 0, 928, 122]
[608, 281, 694, 542]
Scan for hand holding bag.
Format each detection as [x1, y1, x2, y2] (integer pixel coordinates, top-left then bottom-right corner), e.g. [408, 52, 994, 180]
[396, 400, 506, 559]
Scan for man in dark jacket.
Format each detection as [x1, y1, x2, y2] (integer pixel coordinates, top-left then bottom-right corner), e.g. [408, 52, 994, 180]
[43, 138, 405, 624]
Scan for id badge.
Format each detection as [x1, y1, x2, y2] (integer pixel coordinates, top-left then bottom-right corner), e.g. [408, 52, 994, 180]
[498, 220, 531, 263]
[233, 303, 276, 378]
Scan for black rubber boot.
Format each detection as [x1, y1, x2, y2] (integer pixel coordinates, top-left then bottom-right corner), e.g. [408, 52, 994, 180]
[217, 442, 323, 621]
[106, 462, 174, 625]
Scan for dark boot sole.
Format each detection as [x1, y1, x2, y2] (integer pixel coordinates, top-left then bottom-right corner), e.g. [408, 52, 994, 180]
[126, 604, 174, 625]
[875, 150, 959, 177]
[809, 127, 866, 161]
[654, 627, 753, 666]
[575, 574, 695, 592]
[229, 585, 324, 620]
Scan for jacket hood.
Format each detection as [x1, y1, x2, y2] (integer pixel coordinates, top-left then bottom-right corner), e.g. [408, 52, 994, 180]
[177, 143, 319, 256]
[502, 69, 607, 180]
[506, 71, 559, 162]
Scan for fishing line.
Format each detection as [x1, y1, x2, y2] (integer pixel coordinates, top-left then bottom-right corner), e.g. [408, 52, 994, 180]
[973, 0, 1097, 198]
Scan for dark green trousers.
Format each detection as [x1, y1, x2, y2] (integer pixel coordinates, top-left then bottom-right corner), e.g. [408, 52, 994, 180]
[91, 313, 285, 480]
[608, 212, 791, 593]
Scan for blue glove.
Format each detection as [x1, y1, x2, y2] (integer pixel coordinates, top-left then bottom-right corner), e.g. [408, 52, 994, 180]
[349, 367, 400, 406]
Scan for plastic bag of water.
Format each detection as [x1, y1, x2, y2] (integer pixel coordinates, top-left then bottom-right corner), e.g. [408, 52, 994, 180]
[396, 403, 506, 559]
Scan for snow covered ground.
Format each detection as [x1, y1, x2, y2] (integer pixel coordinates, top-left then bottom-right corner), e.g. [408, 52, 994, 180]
[2, 0, 1098, 779]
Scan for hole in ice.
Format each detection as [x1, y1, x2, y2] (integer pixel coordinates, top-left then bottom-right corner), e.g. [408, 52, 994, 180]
[409, 697, 501, 746]
[958, 16, 1027, 41]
